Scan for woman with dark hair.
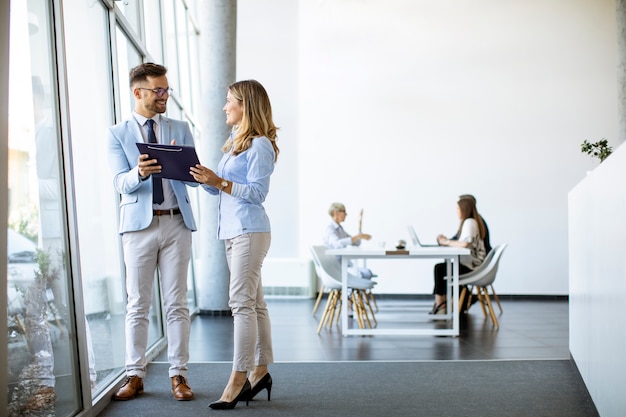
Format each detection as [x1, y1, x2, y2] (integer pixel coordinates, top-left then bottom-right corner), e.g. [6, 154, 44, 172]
[191, 79, 278, 409]
[430, 198, 486, 315]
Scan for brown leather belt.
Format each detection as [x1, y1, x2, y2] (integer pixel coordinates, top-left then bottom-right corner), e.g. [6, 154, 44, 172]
[153, 208, 181, 216]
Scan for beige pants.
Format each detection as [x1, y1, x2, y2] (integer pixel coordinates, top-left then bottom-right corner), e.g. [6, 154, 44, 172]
[225, 232, 274, 372]
[122, 214, 192, 378]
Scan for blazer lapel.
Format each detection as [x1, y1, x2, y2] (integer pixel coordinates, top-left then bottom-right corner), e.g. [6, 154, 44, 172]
[127, 116, 144, 144]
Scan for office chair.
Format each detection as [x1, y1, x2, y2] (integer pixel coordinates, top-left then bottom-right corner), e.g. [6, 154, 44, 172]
[310, 246, 377, 333]
[457, 244, 508, 328]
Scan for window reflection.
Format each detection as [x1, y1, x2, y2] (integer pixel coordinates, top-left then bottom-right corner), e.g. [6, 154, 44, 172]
[6, 0, 203, 413]
[62, 0, 131, 398]
[7, 0, 80, 415]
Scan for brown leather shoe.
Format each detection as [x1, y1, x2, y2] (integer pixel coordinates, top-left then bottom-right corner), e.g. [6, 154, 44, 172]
[112, 376, 143, 401]
[171, 375, 194, 401]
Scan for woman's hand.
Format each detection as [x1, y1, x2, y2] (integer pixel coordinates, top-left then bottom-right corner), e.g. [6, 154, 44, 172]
[190, 164, 219, 187]
[437, 234, 448, 246]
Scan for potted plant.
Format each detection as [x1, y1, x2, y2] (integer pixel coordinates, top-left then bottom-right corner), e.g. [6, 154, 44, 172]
[581, 138, 612, 162]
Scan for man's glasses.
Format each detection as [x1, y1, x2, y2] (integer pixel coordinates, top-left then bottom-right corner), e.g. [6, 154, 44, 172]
[138, 87, 172, 97]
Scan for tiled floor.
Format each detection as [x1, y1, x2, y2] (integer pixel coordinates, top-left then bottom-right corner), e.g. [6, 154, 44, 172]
[155, 295, 569, 363]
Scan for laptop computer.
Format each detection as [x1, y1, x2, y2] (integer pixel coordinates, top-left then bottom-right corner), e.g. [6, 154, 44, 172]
[407, 225, 439, 247]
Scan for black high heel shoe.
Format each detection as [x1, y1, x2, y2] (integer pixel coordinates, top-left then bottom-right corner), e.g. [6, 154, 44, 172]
[429, 301, 438, 314]
[208, 379, 251, 410]
[428, 301, 446, 315]
[250, 373, 273, 401]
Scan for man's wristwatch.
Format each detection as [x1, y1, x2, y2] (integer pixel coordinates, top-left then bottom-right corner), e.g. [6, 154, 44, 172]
[220, 179, 229, 190]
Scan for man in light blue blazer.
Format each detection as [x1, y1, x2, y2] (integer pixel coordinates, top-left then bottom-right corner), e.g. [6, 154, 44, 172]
[107, 63, 197, 401]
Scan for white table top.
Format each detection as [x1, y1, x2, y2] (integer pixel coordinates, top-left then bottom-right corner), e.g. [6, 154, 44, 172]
[326, 246, 470, 256]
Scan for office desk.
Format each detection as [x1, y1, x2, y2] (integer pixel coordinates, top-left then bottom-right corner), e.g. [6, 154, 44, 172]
[326, 246, 470, 337]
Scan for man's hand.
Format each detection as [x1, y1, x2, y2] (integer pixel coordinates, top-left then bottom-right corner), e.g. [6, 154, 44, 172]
[138, 154, 161, 178]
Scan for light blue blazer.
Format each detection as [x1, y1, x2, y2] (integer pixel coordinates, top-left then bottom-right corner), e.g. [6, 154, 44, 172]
[107, 115, 198, 234]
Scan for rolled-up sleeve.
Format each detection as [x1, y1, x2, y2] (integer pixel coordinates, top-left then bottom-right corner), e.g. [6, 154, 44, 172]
[230, 137, 274, 202]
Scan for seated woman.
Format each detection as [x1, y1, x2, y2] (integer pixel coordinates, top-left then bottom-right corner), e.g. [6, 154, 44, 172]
[322, 202, 374, 279]
[430, 198, 487, 314]
[452, 194, 492, 254]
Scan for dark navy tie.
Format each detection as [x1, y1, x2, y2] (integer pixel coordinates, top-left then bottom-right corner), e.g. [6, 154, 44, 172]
[146, 119, 164, 204]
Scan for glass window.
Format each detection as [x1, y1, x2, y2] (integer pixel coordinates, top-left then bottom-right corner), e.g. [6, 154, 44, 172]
[162, 0, 180, 95]
[7, 0, 81, 415]
[6, 1, 203, 411]
[144, 0, 164, 64]
[115, 0, 141, 38]
[175, 0, 192, 111]
[188, 21, 201, 115]
[62, 0, 148, 399]
[116, 25, 143, 118]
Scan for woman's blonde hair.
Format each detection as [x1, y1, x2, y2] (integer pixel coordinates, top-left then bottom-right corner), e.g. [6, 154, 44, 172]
[222, 80, 279, 161]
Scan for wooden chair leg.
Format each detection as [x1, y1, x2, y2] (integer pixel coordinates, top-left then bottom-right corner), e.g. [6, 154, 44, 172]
[369, 290, 378, 312]
[358, 290, 373, 328]
[363, 290, 377, 326]
[335, 296, 342, 325]
[317, 289, 339, 334]
[354, 291, 364, 329]
[482, 287, 499, 328]
[327, 290, 340, 329]
[352, 290, 366, 329]
[476, 287, 488, 318]
[312, 285, 325, 316]
[317, 294, 332, 333]
[466, 286, 475, 311]
[489, 284, 503, 314]
[458, 286, 467, 314]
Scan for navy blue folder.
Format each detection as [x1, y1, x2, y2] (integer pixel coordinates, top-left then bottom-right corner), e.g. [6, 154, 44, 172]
[136, 142, 201, 183]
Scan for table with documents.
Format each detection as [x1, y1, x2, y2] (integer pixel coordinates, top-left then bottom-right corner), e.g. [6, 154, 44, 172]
[326, 246, 470, 337]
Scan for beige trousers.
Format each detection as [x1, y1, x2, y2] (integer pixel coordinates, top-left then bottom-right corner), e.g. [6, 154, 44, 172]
[225, 232, 274, 372]
[122, 214, 191, 378]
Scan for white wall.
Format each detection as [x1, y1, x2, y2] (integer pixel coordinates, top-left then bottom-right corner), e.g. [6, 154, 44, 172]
[569, 144, 626, 417]
[236, 0, 300, 256]
[238, 0, 618, 295]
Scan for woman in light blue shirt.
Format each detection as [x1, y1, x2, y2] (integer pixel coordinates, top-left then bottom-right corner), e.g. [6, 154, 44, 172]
[191, 80, 279, 409]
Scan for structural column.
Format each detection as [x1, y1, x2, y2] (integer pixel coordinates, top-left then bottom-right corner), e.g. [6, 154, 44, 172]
[196, 0, 237, 312]
[617, 0, 626, 143]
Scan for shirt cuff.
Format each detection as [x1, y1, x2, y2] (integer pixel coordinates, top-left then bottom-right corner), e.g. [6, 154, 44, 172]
[230, 181, 243, 198]
[340, 237, 352, 246]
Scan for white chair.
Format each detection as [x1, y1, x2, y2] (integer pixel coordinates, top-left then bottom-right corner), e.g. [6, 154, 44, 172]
[310, 246, 377, 333]
[312, 260, 378, 315]
[458, 248, 497, 311]
[457, 244, 508, 328]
